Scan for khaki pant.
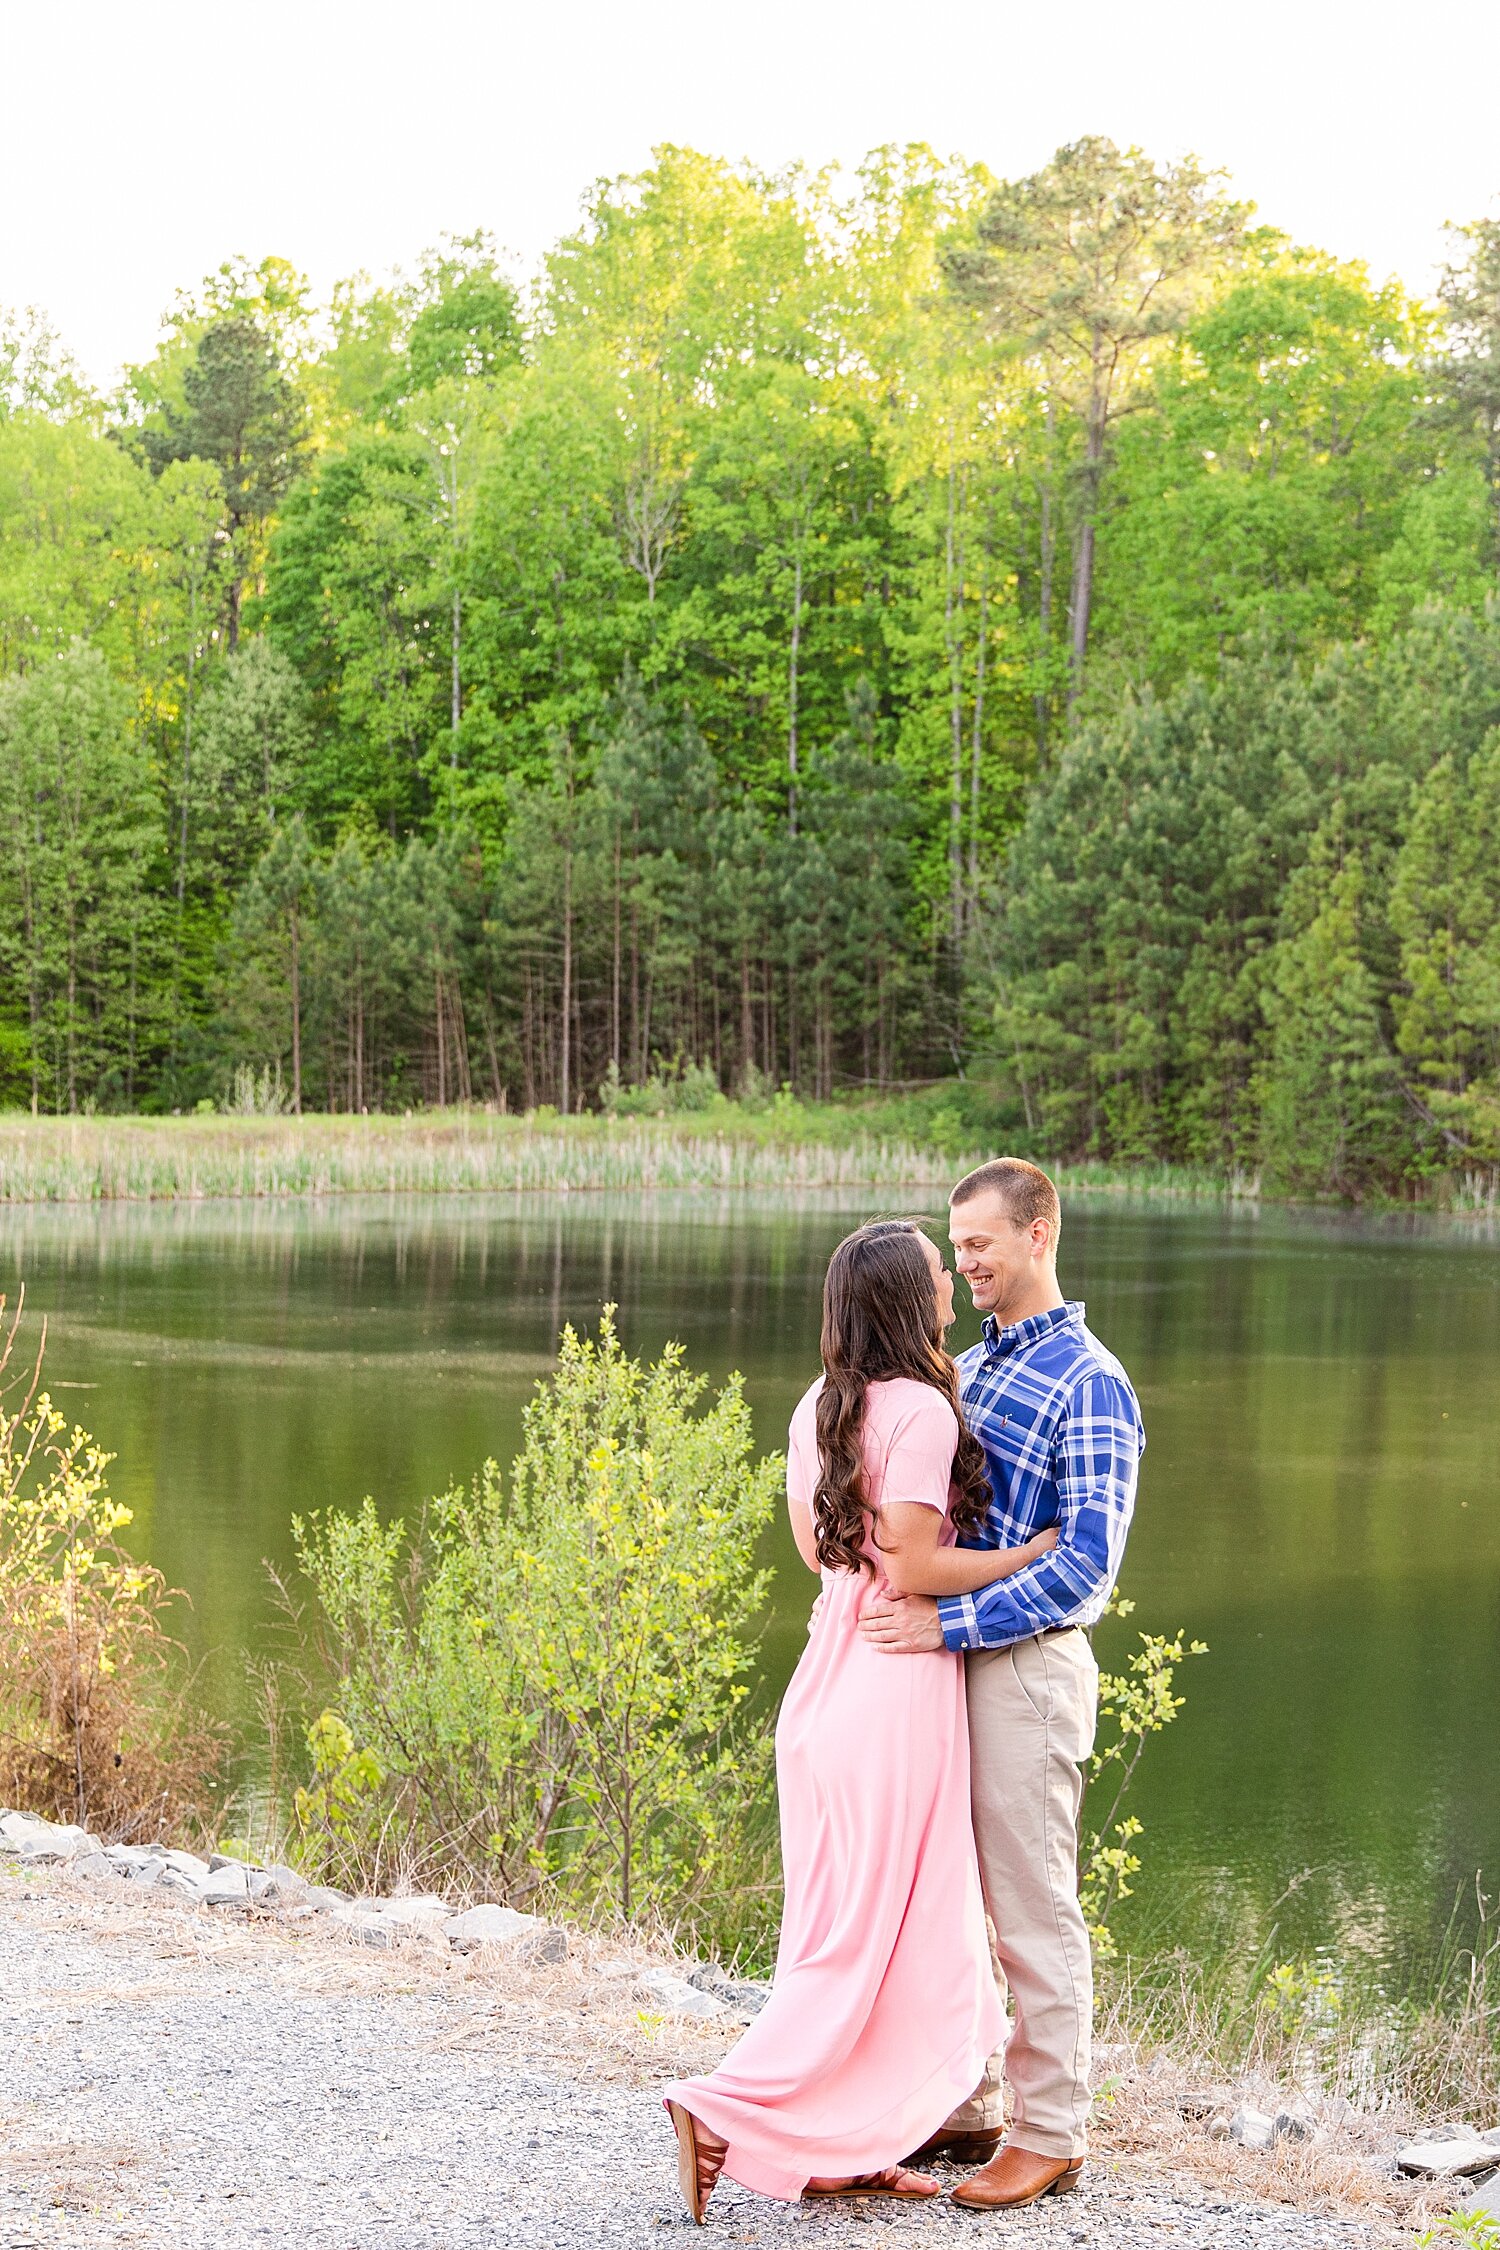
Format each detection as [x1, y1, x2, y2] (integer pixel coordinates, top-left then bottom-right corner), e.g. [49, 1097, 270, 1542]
[945, 1627, 1099, 2160]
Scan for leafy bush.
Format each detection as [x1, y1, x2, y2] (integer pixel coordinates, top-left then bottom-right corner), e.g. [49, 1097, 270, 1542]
[598, 1055, 723, 1116]
[284, 1311, 780, 1946]
[1081, 1594, 1208, 1958]
[0, 1293, 223, 1838]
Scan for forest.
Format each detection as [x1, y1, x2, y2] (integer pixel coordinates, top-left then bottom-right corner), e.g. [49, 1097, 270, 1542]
[2, 137, 1499, 1196]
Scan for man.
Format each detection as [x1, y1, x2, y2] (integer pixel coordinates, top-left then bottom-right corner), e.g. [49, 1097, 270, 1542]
[859, 1157, 1144, 2211]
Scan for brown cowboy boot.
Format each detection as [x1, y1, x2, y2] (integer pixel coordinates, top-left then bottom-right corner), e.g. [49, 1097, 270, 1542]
[950, 2143, 1084, 2209]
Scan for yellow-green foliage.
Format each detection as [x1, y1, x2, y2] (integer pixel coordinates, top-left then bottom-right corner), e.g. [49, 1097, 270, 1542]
[288, 1309, 779, 1938]
[0, 1293, 222, 1835]
[1081, 1594, 1208, 1957]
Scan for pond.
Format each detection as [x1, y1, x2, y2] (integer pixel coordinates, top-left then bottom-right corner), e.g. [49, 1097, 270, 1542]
[5, 1189, 1498, 1979]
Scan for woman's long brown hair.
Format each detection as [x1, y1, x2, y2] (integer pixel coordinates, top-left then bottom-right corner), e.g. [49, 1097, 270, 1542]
[812, 1220, 991, 1575]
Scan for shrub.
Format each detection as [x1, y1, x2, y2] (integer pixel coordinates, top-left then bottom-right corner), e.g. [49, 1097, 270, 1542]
[284, 1311, 780, 1945]
[0, 1292, 224, 1838]
[599, 1055, 723, 1115]
[1080, 1593, 1208, 1958]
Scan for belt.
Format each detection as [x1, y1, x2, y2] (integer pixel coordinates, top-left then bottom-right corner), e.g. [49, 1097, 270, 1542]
[1035, 1622, 1092, 1644]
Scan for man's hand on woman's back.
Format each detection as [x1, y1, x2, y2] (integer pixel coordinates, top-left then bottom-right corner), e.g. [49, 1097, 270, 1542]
[859, 1591, 946, 1654]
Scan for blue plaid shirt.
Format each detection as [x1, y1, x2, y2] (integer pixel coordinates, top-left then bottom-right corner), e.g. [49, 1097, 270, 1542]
[937, 1300, 1144, 1652]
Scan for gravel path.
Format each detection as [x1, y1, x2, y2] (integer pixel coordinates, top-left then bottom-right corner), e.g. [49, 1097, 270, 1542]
[0, 1873, 1400, 2250]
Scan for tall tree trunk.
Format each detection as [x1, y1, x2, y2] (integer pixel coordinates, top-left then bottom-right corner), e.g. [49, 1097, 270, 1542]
[177, 585, 198, 907]
[969, 534, 990, 897]
[1066, 381, 1108, 717]
[521, 961, 536, 1111]
[611, 824, 622, 1071]
[739, 945, 754, 1083]
[1035, 400, 1057, 766]
[289, 906, 302, 1115]
[787, 549, 804, 835]
[65, 901, 77, 1115]
[126, 917, 138, 1109]
[945, 461, 967, 943]
[559, 841, 573, 1116]
[22, 854, 40, 1115]
[452, 973, 473, 1103]
[450, 589, 462, 765]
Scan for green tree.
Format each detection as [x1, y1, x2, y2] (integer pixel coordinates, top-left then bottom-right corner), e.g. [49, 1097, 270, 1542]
[392, 233, 522, 401]
[231, 816, 321, 1111]
[1101, 258, 1432, 680]
[0, 305, 89, 420]
[668, 362, 888, 814]
[1390, 738, 1500, 1161]
[191, 639, 311, 893]
[0, 646, 164, 1111]
[943, 137, 1247, 705]
[139, 317, 309, 648]
[266, 431, 446, 832]
[1259, 840, 1408, 1196]
[1437, 219, 1500, 575]
[0, 416, 156, 678]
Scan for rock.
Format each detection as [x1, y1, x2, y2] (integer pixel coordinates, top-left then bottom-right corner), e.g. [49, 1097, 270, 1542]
[351, 1896, 450, 1943]
[442, 1904, 567, 1961]
[366, 1893, 450, 1928]
[518, 1925, 568, 1966]
[127, 1860, 167, 1888]
[199, 1861, 252, 1905]
[442, 1903, 535, 1948]
[632, 1969, 729, 2020]
[1, 1811, 98, 1861]
[1461, 2172, 1500, 2219]
[257, 1864, 311, 1904]
[1482, 2127, 1500, 2149]
[1396, 2136, 1500, 2179]
[208, 1852, 259, 1873]
[66, 1851, 121, 1882]
[102, 1845, 158, 1871]
[155, 1867, 207, 1898]
[157, 1848, 212, 1882]
[300, 1884, 351, 1911]
[1228, 2103, 1278, 2151]
[1273, 2095, 1321, 2143]
[685, 1963, 770, 2017]
[327, 1904, 398, 1948]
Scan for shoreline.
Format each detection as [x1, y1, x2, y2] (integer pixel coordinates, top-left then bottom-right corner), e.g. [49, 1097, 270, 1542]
[0, 1812, 1476, 2248]
[0, 1110, 1491, 1218]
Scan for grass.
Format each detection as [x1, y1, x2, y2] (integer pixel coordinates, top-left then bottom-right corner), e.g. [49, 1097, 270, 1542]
[0, 1104, 1246, 1206]
[1081, 1890, 1500, 2233]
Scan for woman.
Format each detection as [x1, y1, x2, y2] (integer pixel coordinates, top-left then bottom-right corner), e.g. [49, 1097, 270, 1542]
[664, 1219, 1058, 2222]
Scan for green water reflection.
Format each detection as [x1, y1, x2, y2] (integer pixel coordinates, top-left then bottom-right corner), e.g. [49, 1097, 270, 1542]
[5, 1190, 1497, 1973]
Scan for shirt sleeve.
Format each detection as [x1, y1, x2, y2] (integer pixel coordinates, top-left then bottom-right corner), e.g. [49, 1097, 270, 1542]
[936, 1372, 1143, 1651]
[875, 1386, 958, 1514]
[786, 1388, 819, 1511]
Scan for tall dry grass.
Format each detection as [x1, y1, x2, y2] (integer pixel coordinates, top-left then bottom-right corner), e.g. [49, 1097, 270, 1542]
[0, 1293, 224, 1840]
[0, 1108, 1239, 1206]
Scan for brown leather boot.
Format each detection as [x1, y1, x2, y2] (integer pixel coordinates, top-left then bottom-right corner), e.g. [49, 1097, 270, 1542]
[903, 2126, 1004, 2166]
[950, 2144, 1084, 2209]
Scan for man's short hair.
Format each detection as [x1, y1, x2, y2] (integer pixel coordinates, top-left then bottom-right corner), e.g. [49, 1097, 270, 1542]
[949, 1157, 1061, 1247]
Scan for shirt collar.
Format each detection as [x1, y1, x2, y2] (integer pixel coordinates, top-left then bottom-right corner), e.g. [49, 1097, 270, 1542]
[981, 1300, 1084, 1357]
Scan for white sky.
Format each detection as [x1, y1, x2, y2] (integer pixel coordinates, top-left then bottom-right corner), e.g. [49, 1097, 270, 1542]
[6, 0, 1499, 385]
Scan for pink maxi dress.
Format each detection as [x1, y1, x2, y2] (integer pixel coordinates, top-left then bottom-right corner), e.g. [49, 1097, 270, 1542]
[665, 1376, 1004, 2201]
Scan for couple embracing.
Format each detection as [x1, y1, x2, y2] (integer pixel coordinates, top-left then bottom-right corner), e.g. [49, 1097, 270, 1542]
[665, 1158, 1145, 2222]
